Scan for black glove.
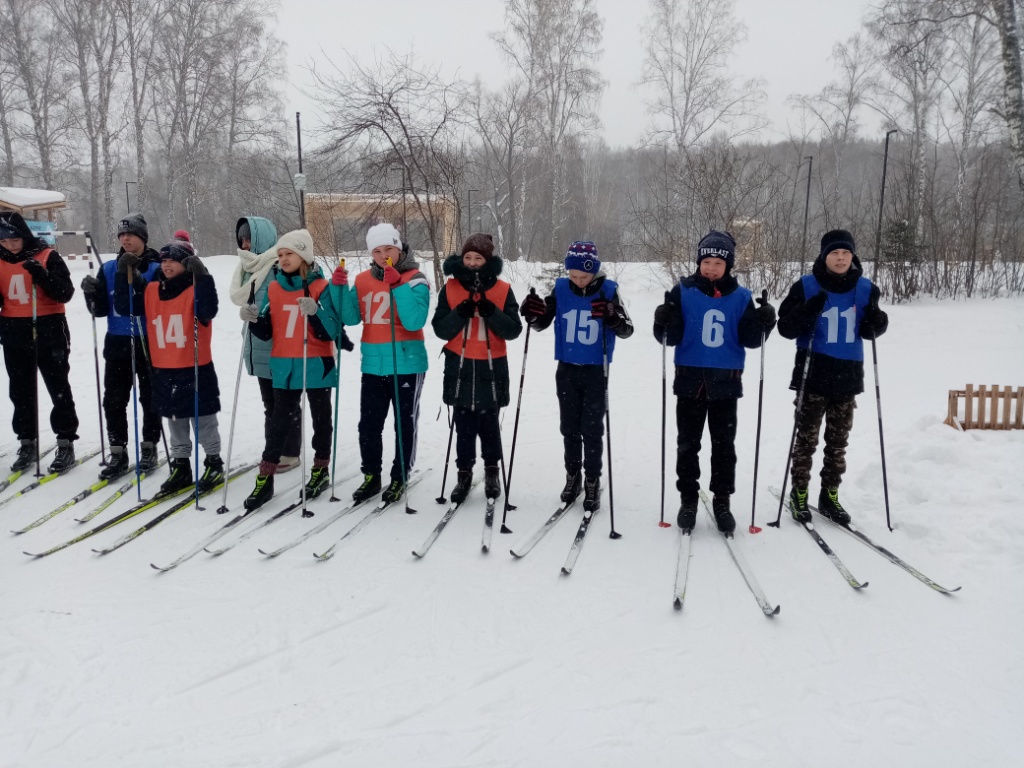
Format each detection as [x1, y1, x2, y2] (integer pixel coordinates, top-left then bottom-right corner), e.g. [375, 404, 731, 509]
[591, 298, 621, 327]
[117, 251, 141, 274]
[653, 299, 677, 326]
[520, 292, 547, 320]
[476, 297, 496, 318]
[859, 303, 888, 340]
[183, 255, 208, 276]
[456, 298, 477, 319]
[339, 328, 355, 352]
[755, 293, 776, 331]
[80, 275, 100, 297]
[802, 291, 827, 316]
[21, 258, 47, 280]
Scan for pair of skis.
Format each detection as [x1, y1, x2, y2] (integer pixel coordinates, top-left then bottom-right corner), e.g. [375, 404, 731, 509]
[0, 446, 101, 508]
[672, 492, 781, 616]
[0, 444, 56, 496]
[769, 487, 961, 594]
[508, 494, 596, 575]
[412, 479, 504, 558]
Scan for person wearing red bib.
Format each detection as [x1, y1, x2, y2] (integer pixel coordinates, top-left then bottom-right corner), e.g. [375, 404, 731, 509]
[118, 240, 222, 497]
[0, 211, 80, 474]
[431, 234, 522, 504]
[240, 229, 350, 511]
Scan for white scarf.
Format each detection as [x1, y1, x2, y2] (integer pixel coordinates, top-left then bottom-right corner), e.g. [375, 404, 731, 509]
[229, 247, 278, 306]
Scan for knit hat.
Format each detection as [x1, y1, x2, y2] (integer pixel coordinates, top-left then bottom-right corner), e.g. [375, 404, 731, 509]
[0, 221, 20, 240]
[461, 233, 494, 260]
[276, 229, 316, 265]
[819, 229, 856, 260]
[117, 213, 149, 243]
[173, 229, 191, 243]
[565, 241, 600, 274]
[159, 241, 195, 263]
[696, 230, 735, 270]
[366, 222, 402, 254]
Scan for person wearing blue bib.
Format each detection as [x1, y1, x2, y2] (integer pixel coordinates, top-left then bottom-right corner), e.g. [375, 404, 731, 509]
[777, 229, 888, 525]
[520, 241, 634, 513]
[653, 231, 776, 534]
[79, 213, 163, 480]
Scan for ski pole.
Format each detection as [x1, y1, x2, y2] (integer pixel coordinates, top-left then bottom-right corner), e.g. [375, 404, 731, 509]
[127, 266, 143, 499]
[482, 313, 512, 531]
[31, 284, 41, 477]
[602, 321, 621, 540]
[218, 282, 254, 513]
[749, 289, 769, 534]
[500, 288, 535, 532]
[658, 293, 670, 528]
[386, 257, 415, 514]
[86, 247, 107, 465]
[328, 259, 345, 503]
[435, 321, 471, 504]
[299, 277, 312, 518]
[192, 275, 203, 510]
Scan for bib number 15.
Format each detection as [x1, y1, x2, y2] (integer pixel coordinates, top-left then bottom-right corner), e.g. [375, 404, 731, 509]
[561, 309, 600, 345]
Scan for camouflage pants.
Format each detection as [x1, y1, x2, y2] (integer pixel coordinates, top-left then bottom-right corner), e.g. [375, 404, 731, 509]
[790, 393, 856, 490]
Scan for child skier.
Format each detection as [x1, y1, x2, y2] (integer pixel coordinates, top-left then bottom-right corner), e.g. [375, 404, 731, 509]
[333, 223, 430, 504]
[431, 233, 522, 502]
[117, 239, 223, 496]
[0, 211, 80, 474]
[777, 229, 888, 524]
[519, 241, 633, 512]
[652, 230, 776, 534]
[80, 213, 163, 480]
[240, 229, 348, 511]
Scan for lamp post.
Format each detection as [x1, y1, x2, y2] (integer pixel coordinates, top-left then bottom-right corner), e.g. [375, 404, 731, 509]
[872, 131, 898, 282]
[125, 181, 138, 212]
[295, 112, 305, 228]
[799, 156, 813, 274]
[466, 189, 478, 236]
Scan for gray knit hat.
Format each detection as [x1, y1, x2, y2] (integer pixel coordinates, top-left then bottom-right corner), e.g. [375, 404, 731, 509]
[117, 213, 149, 243]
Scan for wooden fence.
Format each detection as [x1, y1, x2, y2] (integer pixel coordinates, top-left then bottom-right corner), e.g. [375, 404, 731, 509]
[945, 384, 1024, 431]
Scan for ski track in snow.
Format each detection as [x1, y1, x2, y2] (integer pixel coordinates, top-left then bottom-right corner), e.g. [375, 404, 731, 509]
[0, 257, 1021, 767]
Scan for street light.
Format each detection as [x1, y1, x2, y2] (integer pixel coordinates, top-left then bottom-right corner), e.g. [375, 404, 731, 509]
[125, 180, 138, 212]
[799, 156, 813, 274]
[466, 189, 479, 236]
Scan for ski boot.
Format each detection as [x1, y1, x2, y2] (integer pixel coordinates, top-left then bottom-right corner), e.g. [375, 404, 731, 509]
[305, 464, 330, 500]
[450, 468, 472, 504]
[10, 439, 36, 473]
[244, 472, 275, 511]
[197, 455, 225, 493]
[139, 441, 159, 473]
[99, 445, 130, 480]
[789, 486, 812, 523]
[382, 479, 405, 503]
[484, 464, 501, 500]
[48, 440, 76, 474]
[818, 487, 851, 525]
[159, 458, 194, 496]
[677, 496, 698, 532]
[560, 471, 582, 503]
[352, 473, 381, 502]
[582, 475, 601, 513]
[712, 494, 736, 534]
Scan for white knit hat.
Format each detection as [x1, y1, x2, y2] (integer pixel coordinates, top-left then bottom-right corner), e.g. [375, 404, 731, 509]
[366, 223, 402, 254]
[276, 229, 315, 264]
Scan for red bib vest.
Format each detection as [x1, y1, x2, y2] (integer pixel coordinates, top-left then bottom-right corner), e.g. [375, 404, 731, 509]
[354, 269, 426, 344]
[0, 250, 65, 318]
[443, 279, 509, 360]
[144, 282, 213, 369]
[268, 278, 334, 359]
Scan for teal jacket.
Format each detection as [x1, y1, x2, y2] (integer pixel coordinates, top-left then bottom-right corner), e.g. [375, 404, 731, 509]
[236, 216, 278, 379]
[250, 265, 344, 389]
[334, 247, 430, 376]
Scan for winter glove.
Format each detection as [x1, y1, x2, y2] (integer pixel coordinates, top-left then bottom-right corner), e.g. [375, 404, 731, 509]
[653, 299, 678, 327]
[802, 291, 827, 317]
[331, 265, 348, 286]
[476, 297, 496, 318]
[590, 298, 621, 328]
[520, 292, 547, 320]
[239, 304, 259, 324]
[117, 251, 140, 274]
[755, 293, 777, 331]
[296, 297, 318, 317]
[183, 255, 208, 276]
[339, 328, 355, 352]
[80, 274, 100, 298]
[383, 265, 401, 287]
[456, 298, 477, 319]
[21, 258, 47, 280]
[859, 303, 888, 340]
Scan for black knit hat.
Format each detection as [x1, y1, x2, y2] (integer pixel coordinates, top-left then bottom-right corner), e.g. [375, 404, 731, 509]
[461, 232, 494, 260]
[0, 221, 20, 240]
[117, 213, 149, 243]
[159, 241, 195, 263]
[819, 229, 856, 260]
[697, 230, 736, 270]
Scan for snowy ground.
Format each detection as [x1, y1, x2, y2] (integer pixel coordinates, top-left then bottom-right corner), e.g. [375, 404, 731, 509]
[2, 256, 1022, 768]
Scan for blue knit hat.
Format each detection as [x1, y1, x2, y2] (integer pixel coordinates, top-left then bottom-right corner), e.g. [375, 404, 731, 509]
[697, 230, 736, 270]
[565, 241, 600, 274]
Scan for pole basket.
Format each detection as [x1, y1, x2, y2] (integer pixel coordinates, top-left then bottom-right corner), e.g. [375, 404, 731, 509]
[658, 521, 672, 528]
[749, 524, 762, 534]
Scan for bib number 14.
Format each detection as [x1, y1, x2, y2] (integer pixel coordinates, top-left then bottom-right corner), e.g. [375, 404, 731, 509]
[152, 314, 187, 349]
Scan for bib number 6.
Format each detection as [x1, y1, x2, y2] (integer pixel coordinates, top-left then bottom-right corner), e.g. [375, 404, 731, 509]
[701, 309, 726, 348]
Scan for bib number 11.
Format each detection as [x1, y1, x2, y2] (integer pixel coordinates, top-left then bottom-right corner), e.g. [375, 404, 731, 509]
[821, 306, 857, 344]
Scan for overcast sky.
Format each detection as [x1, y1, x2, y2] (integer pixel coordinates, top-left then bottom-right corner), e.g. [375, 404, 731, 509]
[276, 0, 876, 149]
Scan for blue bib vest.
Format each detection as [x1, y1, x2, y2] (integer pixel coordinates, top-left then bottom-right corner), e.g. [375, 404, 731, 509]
[102, 258, 160, 336]
[553, 277, 617, 365]
[675, 284, 751, 369]
[797, 274, 872, 361]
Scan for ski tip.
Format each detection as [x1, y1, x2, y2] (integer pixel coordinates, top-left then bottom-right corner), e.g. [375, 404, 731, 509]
[560, 567, 571, 575]
[150, 563, 164, 571]
[23, 551, 42, 558]
[856, 581, 870, 589]
[412, 550, 423, 558]
[510, 549, 522, 559]
[257, 549, 271, 556]
[768, 605, 781, 616]
[481, 545, 490, 553]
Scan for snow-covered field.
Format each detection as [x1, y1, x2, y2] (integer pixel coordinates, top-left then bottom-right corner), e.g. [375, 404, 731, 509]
[2, 256, 1022, 768]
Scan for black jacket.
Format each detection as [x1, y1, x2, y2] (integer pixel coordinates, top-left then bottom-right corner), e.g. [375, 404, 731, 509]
[432, 253, 522, 409]
[0, 212, 75, 349]
[530, 273, 635, 341]
[777, 256, 888, 398]
[653, 272, 769, 400]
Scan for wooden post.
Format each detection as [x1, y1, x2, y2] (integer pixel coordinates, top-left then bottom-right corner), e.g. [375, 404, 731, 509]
[1003, 386, 1012, 429]
[1016, 387, 1024, 429]
[965, 383, 974, 429]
